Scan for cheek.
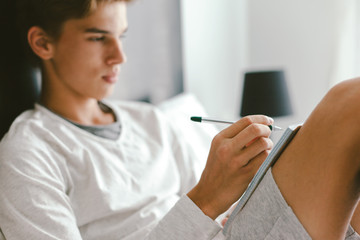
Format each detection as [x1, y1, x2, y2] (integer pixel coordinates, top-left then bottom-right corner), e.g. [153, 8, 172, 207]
[56, 45, 103, 78]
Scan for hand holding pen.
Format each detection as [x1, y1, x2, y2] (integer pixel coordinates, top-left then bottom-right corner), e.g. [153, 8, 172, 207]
[187, 115, 275, 220]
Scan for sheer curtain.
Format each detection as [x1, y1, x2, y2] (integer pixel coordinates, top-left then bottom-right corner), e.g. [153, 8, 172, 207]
[330, 0, 360, 87]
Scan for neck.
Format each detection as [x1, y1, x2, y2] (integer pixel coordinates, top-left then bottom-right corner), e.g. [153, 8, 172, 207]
[43, 98, 115, 126]
[40, 79, 115, 126]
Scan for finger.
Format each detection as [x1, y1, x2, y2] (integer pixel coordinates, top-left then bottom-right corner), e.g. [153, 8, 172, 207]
[237, 137, 273, 166]
[232, 123, 272, 150]
[220, 115, 273, 139]
[244, 149, 271, 174]
[221, 217, 228, 227]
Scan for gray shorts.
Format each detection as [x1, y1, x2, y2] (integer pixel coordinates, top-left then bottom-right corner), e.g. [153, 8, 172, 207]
[226, 169, 360, 240]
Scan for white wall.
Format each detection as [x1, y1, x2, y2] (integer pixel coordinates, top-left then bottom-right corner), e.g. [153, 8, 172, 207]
[181, 0, 248, 120]
[248, 0, 343, 123]
[111, 0, 183, 103]
[182, 0, 344, 126]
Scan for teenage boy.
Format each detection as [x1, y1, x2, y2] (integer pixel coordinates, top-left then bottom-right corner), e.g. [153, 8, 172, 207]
[2, 0, 360, 239]
[0, 0, 273, 239]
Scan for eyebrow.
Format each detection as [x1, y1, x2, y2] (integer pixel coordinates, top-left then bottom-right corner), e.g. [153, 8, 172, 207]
[84, 28, 110, 34]
[84, 27, 128, 35]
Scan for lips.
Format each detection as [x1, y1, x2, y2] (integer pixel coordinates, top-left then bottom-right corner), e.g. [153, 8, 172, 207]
[102, 74, 118, 84]
[102, 68, 120, 84]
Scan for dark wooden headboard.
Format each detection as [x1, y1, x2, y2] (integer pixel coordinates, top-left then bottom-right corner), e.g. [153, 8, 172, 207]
[0, 1, 40, 139]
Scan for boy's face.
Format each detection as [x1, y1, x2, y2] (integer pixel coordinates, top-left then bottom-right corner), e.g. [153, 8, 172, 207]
[44, 1, 128, 101]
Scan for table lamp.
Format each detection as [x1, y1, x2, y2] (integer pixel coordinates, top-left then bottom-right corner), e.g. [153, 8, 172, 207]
[240, 70, 293, 117]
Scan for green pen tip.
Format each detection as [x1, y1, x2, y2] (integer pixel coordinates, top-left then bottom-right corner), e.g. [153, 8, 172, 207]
[190, 116, 202, 122]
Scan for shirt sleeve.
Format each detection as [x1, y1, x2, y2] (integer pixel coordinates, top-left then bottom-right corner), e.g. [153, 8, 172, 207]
[145, 195, 223, 240]
[0, 140, 82, 240]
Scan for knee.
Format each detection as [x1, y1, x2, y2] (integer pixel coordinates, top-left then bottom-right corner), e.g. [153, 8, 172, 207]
[303, 77, 360, 162]
[326, 78, 360, 108]
[321, 78, 360, 121]
[304, 78, 360, 138]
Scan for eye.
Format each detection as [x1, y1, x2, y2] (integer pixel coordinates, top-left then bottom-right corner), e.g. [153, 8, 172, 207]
[88, 36, 106, 42]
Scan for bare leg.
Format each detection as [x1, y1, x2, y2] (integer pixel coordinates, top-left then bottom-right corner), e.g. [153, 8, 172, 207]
[272, 78, 360, 239]
[351, 202, 360, 233]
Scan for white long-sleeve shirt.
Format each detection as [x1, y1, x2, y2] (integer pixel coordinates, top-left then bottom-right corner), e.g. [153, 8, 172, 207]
[0, 101, 222, 239]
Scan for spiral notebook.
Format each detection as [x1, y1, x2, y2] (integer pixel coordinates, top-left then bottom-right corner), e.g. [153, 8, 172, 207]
[223, 124, 302, 235]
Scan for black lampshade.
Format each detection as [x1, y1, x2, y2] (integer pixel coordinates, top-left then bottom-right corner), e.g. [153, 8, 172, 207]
[240, 70, 293, 117]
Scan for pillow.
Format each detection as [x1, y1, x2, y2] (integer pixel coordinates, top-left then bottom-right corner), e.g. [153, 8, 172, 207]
[157, 93, 219, 164]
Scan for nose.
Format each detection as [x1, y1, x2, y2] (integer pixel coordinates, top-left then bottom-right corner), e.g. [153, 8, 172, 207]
[106, 39, 127, 66]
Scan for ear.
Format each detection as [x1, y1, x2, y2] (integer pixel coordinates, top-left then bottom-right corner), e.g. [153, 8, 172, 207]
[27, 26, 55, 60]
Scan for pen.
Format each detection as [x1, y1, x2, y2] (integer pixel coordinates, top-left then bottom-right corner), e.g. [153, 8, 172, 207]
[190, 116, 283, 131]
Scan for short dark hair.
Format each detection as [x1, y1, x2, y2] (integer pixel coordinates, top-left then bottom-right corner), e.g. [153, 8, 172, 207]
[16, 0, 132, 66]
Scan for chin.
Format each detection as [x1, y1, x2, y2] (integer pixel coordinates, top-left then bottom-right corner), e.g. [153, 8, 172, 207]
[96, 88, 115, 100]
